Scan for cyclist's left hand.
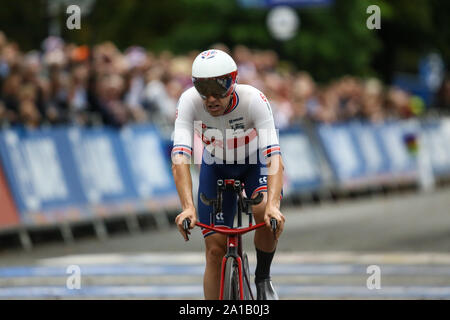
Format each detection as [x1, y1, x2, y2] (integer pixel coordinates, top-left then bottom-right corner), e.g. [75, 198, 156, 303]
[264, 205, 285, 240]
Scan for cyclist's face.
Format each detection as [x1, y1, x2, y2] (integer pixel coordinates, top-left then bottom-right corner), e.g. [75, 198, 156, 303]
[203, 94, 232, 117]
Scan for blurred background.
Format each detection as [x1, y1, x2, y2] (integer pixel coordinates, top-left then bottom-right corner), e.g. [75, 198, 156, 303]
[0, 0, 450, 299]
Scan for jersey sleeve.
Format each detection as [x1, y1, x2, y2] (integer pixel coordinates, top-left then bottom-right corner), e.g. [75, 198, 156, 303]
[172, 92, 194, 160]
[250, 90, 281, 159]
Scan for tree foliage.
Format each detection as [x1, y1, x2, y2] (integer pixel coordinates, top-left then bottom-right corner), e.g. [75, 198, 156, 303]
[0, 0, 448, 82]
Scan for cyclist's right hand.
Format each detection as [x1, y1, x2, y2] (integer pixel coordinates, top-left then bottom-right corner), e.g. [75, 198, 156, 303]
[175, 207, 197, 241]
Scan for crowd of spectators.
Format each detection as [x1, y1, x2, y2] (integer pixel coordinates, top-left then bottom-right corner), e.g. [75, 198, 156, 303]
[0, 31, 449, 130]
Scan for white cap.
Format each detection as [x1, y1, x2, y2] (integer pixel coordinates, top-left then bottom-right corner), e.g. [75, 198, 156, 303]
[192, 49, 237, 78]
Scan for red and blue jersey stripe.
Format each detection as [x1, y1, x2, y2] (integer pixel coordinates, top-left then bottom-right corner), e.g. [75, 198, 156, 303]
[171, 144, 193, 158]
[263, 144, 281, 158]
[223, 91, 239, 115]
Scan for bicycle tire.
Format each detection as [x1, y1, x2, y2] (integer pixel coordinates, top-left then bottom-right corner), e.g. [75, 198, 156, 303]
[222, 257, 240, 300]
[242, 252, 252, 300]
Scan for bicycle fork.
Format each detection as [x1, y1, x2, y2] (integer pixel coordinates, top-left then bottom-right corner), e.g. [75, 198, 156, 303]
[219, 233, 254, 300]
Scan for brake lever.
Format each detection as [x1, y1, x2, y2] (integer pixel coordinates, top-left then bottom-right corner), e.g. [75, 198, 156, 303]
[183, 218, 191, 241]
[270, 218, 277, 240]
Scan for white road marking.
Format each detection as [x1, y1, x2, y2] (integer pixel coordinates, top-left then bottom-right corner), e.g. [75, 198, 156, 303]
[0, 252, 449, 299]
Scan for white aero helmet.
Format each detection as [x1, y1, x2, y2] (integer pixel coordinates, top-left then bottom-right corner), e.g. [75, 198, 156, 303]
[192, 49, 238, 99]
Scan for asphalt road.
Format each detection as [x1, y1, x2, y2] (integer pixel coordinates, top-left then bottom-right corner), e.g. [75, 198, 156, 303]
[1, 186, 450, 299]
[3, 185, 450, 260]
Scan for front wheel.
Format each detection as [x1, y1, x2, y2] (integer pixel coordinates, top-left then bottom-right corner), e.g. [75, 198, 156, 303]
[222, 257, 240, 300]
[242, 252, 252, 300]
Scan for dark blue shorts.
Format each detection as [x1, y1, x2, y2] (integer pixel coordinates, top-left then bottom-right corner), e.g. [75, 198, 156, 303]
[198, 153, 270, 238]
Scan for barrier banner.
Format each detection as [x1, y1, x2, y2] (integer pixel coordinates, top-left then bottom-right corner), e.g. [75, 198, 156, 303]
[421, 119, 450, 176]
[0, 125, 178, 225]
[279, 126, 322, 195]
[119, 125, 178, 210]
[317, 120, 421, 188]
[0, 164, 20, 229]
[0, 128, 89, 224]
[66, 126, 141, 217]
[347, 121, 392, 184]
[316, 123, 366, 185]
[374, 120, 419, 180]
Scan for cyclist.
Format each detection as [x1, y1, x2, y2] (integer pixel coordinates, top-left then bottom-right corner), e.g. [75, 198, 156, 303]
[172, 49, 285, 300]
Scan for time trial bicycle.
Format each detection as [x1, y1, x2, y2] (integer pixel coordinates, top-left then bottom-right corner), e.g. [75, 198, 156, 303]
[183, 179, 277, 300]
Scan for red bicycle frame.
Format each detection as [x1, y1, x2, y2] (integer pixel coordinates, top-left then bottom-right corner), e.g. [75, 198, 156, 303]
[184, 178, 274, 300]
[195, 221, 266, 300]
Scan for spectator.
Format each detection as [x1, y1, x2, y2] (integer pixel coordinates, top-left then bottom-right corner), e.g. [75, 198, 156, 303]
[360, 78, 384, 123]
[0, 33, 433, 129]
[123, 46, 150, 123]
[18, 83, 41, 128]
[385, 86, 412, 119]
[292, 71, 320, 123]
[435, 75, 450, 114]
[1, 70, 22, 125]
[91, 73, 130, 127]
[68, 61, 91, 125]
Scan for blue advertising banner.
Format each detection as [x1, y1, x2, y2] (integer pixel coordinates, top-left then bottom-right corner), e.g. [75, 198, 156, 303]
[374, 120, 419, 178]
[0, 125, 178, 225]
[317, 120, 421, 188]
[279, 126, 322, 195]
[347, 121, 392, 184]
[0, 128, 88, 224]
[119, 125, 178, 209]
[265, 0, 333, 7]
[421, 119, 450, 176]
[316, 123, 365, 184]
[67, 126, 137, 206]
[238, 0, 333, 8]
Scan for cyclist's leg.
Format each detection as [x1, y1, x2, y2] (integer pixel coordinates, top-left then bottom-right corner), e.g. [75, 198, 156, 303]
[198, 156, 238, 299]
[246, 165, 278, 300]
[204, 233, 227, 300]
[243, 159, 282, 298]
[243, 164, 276, 253]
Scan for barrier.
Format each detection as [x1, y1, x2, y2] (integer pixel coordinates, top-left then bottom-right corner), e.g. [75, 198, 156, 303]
[0, 125, 178, 227]
[0, 165, 20, 230]
[347, 121, 392, 184]
[375, 120, 419, 181]
[316, 120, 425, 189]
[0, 127, 89, 225]
[421, 118, 450, 177]
[1, 118, 449, 238]
[279, 126, 323, 196]
[317, 122, 368, 188]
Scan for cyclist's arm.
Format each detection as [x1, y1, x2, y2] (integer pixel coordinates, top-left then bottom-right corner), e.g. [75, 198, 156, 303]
[251, 90, 285, 236]
[172, 93, 197, 233]
[266, 153, 284, 209]
[251, 90, 283, 203]
[172, 157, 195, 211]
[172, 91, 195, 206]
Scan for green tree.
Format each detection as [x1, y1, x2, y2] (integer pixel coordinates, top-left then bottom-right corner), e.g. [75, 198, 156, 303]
[0, 0, 448, 83]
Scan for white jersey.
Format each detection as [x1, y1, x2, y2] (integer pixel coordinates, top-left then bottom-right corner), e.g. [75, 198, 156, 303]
[172, 84, 281, 163]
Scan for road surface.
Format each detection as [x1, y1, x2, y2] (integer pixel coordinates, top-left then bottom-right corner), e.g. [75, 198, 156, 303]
[1, 186, 450, 299]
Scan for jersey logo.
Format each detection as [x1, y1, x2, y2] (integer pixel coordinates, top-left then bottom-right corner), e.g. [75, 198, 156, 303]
[201, 50, 217, 59]
[260, 92, 267, 102]
[259, 92, 272, 114]
[216, 212, 224, 221]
